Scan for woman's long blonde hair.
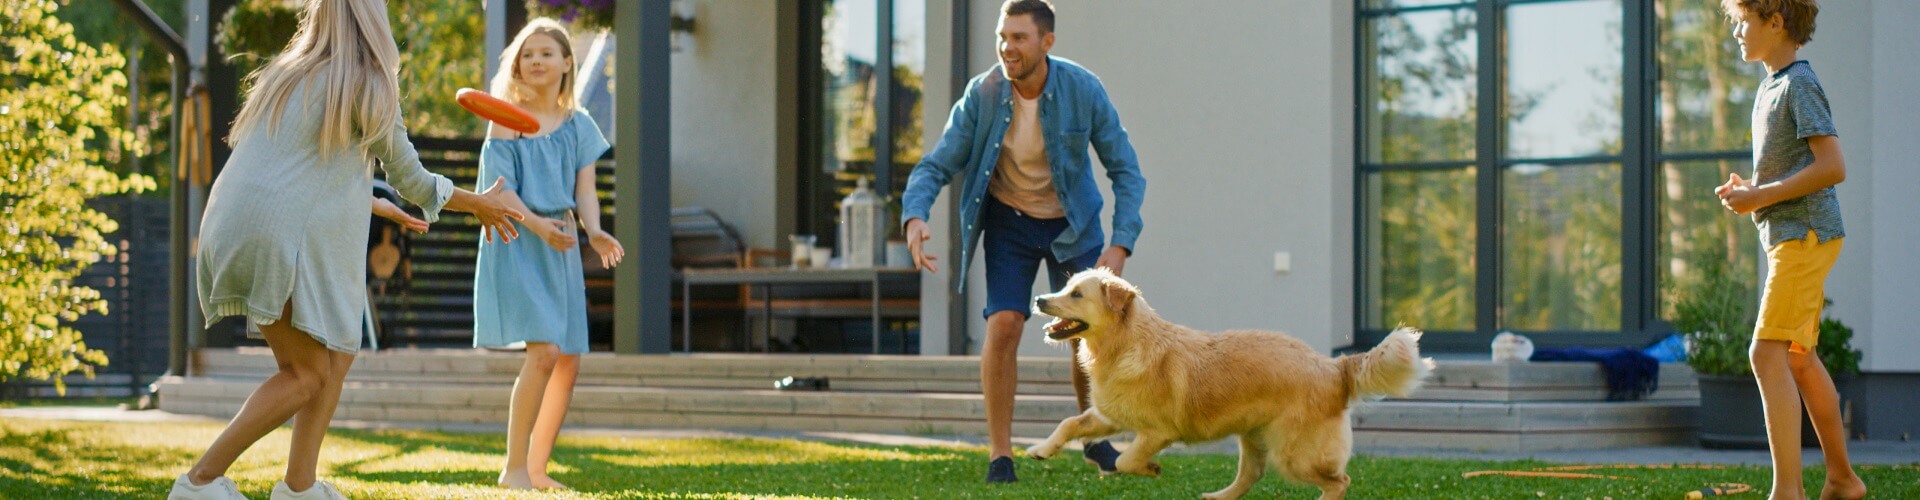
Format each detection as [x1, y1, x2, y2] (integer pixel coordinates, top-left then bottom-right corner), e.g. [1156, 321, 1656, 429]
[229, 0, 402, 158]
[490, 18, 579, 112]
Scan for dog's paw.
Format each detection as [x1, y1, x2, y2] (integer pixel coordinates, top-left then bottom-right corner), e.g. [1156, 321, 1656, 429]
[1114, 460, 1160, 478]
[1201, 489, 1245, 500]
[1024, 445, 1057, 461]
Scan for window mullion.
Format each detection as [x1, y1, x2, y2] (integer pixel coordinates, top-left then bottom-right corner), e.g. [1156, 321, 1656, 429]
[1474, 0, 1501, 335]
[1622, 0, 1654, 334]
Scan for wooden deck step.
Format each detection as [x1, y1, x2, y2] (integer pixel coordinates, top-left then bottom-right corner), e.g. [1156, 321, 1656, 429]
[161, 348, 1702, 452]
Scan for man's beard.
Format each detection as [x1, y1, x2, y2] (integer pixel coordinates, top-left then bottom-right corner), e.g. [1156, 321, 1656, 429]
[1001, 57, 1036, 81]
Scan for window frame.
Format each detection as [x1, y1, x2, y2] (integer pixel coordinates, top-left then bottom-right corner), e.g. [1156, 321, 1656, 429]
[1355, 0, 1752, 351]
[796, 0, 925, 259]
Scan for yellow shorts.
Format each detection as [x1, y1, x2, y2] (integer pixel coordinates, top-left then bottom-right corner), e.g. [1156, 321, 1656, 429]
[1755, 230, 1843, 354]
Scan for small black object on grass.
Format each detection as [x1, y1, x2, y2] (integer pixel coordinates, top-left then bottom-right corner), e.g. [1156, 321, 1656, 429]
[775, 376, 829, 391]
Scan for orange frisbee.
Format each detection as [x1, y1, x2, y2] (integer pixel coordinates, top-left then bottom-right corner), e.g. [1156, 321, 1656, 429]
[456, 88, 540, 135]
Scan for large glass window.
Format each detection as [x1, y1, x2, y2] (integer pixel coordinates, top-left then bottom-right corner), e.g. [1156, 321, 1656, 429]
[1362, 8, 1477, 164]
[1360, 0, 1755, 348]
[1654, 0, 1766, 324]
[1361, 168, 1477, 331]
[800, 0, 925, 247]
[1359, 2, 1477, 331]
[1501, 163, 1621, 330]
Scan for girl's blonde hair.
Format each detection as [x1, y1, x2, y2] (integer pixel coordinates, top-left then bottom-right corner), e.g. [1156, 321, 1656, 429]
[229, 0, 402, 158]
[490, 18, 579, 112]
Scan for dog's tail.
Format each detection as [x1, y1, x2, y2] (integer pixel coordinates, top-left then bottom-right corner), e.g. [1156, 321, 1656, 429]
[1339, 327, 1434, 400]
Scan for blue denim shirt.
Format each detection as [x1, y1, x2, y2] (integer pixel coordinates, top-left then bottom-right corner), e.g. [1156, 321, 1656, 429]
[901, 56, 1146, 290]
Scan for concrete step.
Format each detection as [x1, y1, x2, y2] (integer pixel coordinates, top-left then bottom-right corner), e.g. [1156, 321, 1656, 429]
[156, 377, 1069, 437]
[160, 377, 1083, 424]
[163, 348, 1701, 452]
[1352, 400, 1696, 433]
[190, 348, 1082, 396]
[190, 348, 1697, 402]
[1352, 428, 1691, 452]
[1409, 361, 1698, 402]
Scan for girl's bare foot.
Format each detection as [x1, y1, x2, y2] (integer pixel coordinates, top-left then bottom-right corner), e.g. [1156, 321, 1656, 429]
[1820, 473, 1867, 500]
[497, 468, 534, 489]
[530, 474, 570, 490]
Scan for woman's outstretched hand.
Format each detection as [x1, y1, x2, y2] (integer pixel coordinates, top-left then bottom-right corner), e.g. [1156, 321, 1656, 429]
[458, 176, 526, 243]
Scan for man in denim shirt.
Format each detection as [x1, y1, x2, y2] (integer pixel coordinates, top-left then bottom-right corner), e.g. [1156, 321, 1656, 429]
[900, 0, 1146, 484]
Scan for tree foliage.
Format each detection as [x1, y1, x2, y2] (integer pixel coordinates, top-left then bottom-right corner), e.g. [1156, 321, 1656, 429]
[1, 0, 159, 393]
[217, 0, 487, 138]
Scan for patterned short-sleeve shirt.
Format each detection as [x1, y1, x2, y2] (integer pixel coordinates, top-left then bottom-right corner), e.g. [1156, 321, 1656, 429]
[1750, 60, 1843, 247]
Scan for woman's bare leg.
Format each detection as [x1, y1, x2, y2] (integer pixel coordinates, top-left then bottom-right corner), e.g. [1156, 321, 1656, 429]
[185, 304, 334, 485]
[282, 348, 356, 491]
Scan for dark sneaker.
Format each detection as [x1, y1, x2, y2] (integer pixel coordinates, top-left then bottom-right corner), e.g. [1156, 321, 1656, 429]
[985, 456, 1018, 483]
[1082, 440, 1120, 473]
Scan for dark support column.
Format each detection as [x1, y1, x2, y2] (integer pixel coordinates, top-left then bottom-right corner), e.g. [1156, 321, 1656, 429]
[506, 0, 527, 35]
[114, 0, 195, 375]
[876, 0, 894, 264]
[200, 0, 236, 349]
[1473, 0, 1500, 336]
[1621, 0, 1655, 334]
[614, 0, 673, 353]
[946, 0, 971, 355]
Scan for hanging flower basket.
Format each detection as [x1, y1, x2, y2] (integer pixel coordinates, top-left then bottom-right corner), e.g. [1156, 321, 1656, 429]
[529, 0, 616, 31]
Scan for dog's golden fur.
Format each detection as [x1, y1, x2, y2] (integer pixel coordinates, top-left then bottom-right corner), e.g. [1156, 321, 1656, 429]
[1026, 269, 1431, 499]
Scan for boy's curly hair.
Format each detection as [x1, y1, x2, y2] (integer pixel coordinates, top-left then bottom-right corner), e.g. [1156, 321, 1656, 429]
[1722, 0, 1819, 45]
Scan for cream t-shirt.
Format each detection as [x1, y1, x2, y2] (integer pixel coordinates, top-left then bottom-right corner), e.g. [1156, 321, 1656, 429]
[987, 90, 1064, 218]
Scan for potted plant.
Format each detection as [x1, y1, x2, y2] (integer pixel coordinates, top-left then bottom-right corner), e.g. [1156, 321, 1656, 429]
[1680, 261, 1862, 448]
[1675, 261, 1763, 448]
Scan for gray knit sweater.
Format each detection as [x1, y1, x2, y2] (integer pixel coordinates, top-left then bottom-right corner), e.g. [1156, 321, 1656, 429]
[197, 80, 452, 353]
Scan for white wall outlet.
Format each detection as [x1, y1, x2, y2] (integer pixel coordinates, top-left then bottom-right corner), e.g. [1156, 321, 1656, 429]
[1273, 251, 1291, 274]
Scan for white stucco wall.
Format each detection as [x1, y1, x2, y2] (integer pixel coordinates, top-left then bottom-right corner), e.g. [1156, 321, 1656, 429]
[1807, 0, 1920, 373]
[933, 0, 1354, 357]
[669, 1, 783, 250]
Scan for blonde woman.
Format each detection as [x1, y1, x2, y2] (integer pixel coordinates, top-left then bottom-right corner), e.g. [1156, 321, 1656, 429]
[470, 19, 620, 490]
[170, 0, 523, 498]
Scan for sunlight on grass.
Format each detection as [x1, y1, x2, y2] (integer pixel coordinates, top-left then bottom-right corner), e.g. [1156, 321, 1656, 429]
[588, 438, 961, 468]
[1, 416, 1914, 499]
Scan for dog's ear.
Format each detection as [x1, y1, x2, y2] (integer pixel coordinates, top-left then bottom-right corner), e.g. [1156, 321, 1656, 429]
[1102, 278, 1137, 319]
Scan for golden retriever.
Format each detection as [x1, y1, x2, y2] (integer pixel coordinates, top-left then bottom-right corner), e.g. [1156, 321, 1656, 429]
[1024, 269, 1431, 499]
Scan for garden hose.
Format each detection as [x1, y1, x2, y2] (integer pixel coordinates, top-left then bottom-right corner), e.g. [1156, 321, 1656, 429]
[1462, 464, 1752, 498]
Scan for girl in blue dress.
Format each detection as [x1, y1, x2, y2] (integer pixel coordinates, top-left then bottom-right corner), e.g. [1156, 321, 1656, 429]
[471, 18, 620, 490]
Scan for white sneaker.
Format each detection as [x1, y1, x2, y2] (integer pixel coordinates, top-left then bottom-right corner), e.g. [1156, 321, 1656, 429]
[169, 474, 247, 500]
[270, 480, 346, 500]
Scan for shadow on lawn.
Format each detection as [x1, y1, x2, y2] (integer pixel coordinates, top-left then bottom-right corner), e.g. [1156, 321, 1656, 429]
[319, 427, 1298, 498]
[0, 424, 191, 498]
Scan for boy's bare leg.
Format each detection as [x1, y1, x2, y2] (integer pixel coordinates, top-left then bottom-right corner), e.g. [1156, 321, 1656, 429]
[1751, 339, 1806, 500]
[983, 311, 1025, 460]
[1788, 349, 1867, 500]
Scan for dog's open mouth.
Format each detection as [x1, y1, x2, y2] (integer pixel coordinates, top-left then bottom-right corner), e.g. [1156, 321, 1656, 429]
[1044, 317, 1088, 340]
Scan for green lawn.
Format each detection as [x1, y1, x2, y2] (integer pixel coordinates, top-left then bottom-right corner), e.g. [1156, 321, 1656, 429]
[0, 397, 138, 409]
[2, 417, 1914, 499]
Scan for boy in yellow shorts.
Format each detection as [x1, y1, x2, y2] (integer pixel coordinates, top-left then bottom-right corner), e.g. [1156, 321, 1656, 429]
[1715, 1, 1865, 498]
